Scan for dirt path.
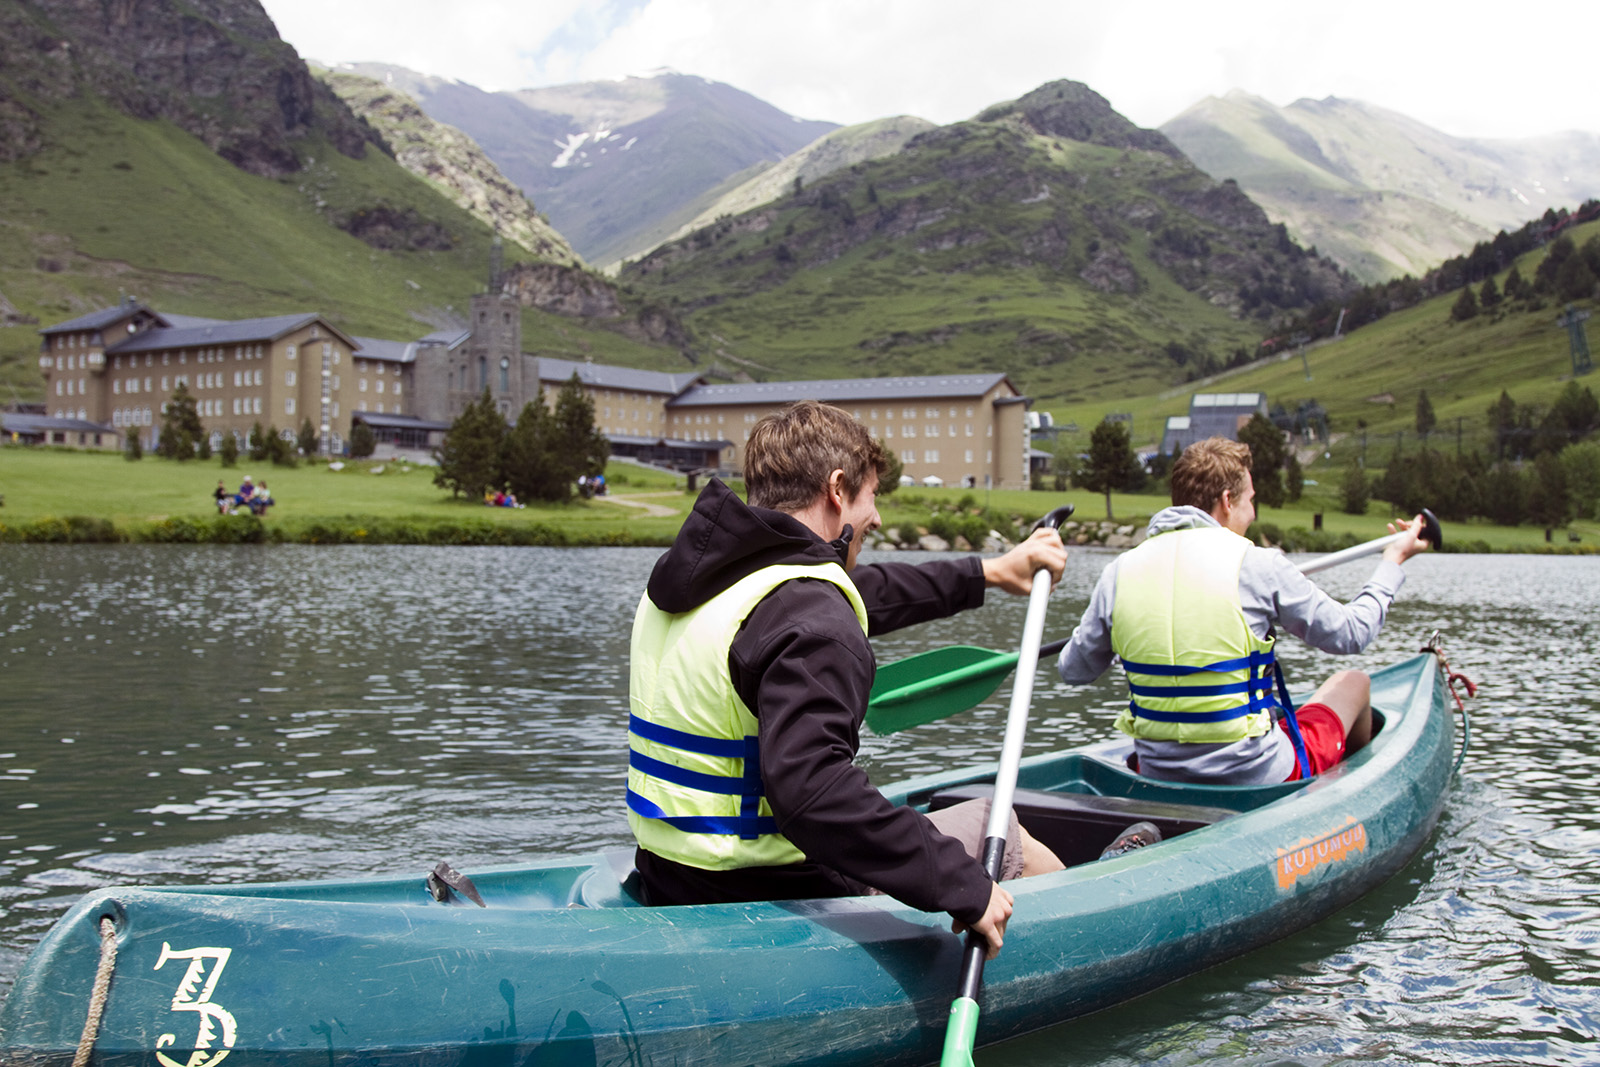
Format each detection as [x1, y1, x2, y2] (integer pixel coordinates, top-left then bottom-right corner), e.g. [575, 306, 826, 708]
[598, 491, 682, 519]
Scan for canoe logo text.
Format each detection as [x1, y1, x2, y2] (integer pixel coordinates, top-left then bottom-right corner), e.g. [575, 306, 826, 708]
[153, 942, 238, 1067]
[1275, 817, 1366, 889]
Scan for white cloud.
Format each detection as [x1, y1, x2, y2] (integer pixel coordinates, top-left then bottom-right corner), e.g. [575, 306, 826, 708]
[260, 0, 1597, 139]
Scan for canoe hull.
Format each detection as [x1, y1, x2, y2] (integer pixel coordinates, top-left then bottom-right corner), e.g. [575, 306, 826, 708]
[1, 654, 1455, 1066]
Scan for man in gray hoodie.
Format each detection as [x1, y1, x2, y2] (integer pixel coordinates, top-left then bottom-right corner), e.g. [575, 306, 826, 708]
[1056, 436, 1430, 785]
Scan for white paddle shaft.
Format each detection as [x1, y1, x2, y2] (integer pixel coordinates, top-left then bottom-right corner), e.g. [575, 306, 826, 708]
[982, 566, 1053, 845]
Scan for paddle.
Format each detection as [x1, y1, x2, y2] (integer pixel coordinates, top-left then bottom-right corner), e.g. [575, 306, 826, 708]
[867, 508, 1442, 734]
[939, 504, 1073, 1067]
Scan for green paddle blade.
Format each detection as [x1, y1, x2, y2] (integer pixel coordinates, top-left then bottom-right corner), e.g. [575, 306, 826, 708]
[866, 645, 1020, 734]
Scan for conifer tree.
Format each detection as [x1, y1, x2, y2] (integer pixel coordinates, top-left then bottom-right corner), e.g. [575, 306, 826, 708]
[504, 391, 565, 502]
[1078, 418, 1144, 519]
[1339, 460, 1370, 515]
[433, 389, 507, 499]
[550, 373, 610, 501]
[1236, 413, 1286, 508]
[297, 418, 320, 456]
[349, 420, 376, 459]
[1415, 389, 1437, 440]
[157, 383, 205, 459]
[219, 432, 239, 468]
[1450, 285, 1478, 321]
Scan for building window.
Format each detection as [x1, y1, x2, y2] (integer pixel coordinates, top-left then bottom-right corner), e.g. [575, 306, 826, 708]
[965, 450, 974, 463]
[286, 371, 296, 386]
[925, 450, 939, 463]
[478, 356, 486, 391]
[394, 382, 401, 397]
[360, 378, 368, 392]
[287, 345, 297, 360]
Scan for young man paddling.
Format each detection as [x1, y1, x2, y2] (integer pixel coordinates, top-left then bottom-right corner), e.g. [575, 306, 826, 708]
[627, 400, 1067, 958]
[1056, 436, 1431, 784]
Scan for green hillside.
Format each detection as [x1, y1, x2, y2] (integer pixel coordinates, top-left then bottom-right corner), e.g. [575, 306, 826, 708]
[623, 84, 1353, 401]
[0, 100, 691, 402]
[1043, 218, 1600, 471]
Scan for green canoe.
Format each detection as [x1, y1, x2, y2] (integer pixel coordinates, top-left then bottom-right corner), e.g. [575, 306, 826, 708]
[0, 651, 1457, 1066]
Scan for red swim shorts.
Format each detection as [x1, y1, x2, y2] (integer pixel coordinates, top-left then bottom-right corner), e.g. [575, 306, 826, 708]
[1280, 703, 1346, 781]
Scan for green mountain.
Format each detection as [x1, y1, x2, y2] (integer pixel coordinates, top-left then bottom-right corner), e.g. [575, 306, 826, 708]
[1043, 217, 1600, 469]
[621, 81, 1355, 406]
[338, 64, 840, 269]
[1161, 91, 1600, 283]
[0, 0, 692, 403]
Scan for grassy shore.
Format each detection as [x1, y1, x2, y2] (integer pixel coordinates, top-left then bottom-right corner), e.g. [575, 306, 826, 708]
[2, 447, 1595, 552]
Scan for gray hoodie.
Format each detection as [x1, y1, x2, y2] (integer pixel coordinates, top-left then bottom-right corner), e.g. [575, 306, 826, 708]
[1056, 506, 1406, 784]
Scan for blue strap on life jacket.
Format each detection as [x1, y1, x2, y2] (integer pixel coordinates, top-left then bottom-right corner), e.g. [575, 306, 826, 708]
[1120, 648, 1277, 724]
[627, 714, 773, 839]
[1272, 662, 1312, 780]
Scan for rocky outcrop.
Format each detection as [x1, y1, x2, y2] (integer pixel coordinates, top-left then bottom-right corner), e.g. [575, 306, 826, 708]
[321, 69, 580, 265]
[500, 262, 693, 350]
[980, 80, 1185, 159]
[0, 0, 379, 176]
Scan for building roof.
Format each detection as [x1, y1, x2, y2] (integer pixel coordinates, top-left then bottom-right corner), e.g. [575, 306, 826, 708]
[3, 412, 115, 434]
[1165, 415, 1192, 430]
[606, 433, 734, 450]
[39, 304, 158, 335]
[418, 328, 470, 349]
[352, 337, 420, 364]
[668, 372, 1015, 408]
[352, 411, 451, 431]
[537, 357, 703, 397]
[108, 313, 356, 354]
[1190, 393, 1266, 411]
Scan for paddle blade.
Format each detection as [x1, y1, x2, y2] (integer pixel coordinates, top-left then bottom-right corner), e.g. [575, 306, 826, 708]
[866, 645, 1018, 734]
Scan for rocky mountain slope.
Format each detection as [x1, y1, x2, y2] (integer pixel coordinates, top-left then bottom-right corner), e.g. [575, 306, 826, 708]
[339, 64, 838, 268]
[655, 115, 936, 257]
[319, 67, 579, 265]
[623, 80, 1356, 405]
[1162, 91, 1600, 282]
[0, 0, 377, 175]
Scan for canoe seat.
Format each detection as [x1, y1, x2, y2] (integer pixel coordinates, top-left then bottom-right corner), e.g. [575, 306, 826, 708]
[927, 784, 1236, 868]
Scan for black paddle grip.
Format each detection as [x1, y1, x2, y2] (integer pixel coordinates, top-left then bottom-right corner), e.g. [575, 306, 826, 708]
[1034, 504, 1075, 531]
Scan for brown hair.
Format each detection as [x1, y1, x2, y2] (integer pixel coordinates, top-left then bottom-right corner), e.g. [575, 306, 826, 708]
[745, 400, 887, 512]
[1169, 437, 1252, 513]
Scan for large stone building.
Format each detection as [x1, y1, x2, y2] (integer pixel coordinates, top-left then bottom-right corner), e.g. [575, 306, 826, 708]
[33, 293, 1038, 489]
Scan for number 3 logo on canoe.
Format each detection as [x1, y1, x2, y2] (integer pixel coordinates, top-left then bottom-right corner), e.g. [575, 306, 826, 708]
[153, 943, 238, 1067]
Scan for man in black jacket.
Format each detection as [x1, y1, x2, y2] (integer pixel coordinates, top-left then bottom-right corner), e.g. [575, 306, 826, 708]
[627, 400, 1066, 959]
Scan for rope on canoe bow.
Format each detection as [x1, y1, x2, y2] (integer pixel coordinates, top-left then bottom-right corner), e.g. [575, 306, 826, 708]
[1422, 631, 1476, 774]
[72, 916, 118, 1067]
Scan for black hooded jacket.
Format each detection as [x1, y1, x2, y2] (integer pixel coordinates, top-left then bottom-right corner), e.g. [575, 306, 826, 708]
[634, 478, 996, 924]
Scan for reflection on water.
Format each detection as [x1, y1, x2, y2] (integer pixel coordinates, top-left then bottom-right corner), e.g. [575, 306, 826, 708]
[2, 546, 1598, 1064]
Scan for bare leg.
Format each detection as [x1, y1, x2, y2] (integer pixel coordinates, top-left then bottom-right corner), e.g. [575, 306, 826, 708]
[1019, 825, 1064, 876]
[1305, 669, 1373, 756]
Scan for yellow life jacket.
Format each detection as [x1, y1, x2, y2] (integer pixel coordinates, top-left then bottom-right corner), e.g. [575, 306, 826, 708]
[628, 562, 869, 871]
[1110, 526, 1281, 744]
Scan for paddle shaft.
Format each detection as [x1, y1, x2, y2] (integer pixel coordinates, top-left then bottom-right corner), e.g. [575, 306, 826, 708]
[1297, 508, 1441, 575]
[940, 505, 1071, 1067]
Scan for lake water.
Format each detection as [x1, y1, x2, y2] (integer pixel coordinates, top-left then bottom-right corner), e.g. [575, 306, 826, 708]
[1, 545, 1597, 1064]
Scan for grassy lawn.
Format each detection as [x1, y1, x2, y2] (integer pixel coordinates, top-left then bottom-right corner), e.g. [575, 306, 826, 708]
[0, 448, 694, 544]
[2, 447, 1592, 551]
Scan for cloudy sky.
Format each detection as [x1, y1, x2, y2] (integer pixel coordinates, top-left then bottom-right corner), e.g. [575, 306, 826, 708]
[260, 0, 1594, 140]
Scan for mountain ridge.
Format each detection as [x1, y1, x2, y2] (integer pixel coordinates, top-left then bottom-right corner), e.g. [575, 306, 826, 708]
[1162, 90, 1600, 281]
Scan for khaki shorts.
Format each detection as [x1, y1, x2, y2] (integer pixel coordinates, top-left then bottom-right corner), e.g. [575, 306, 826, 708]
[925, 797, 1025, 882]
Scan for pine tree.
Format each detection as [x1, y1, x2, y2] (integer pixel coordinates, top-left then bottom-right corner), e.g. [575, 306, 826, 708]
[157, 383, 205, 459]
[219, 432, 239, 468]
[1339, 460, 1370, 515]
[1078, 418, 1144, 519]
[349, 421, 376, 459]
[504, 392, 565, 502]
[550, 373, 610, 501]
[124, 426, 142, 461]
[1236, 413, 1286, 508]
[297, 418, 320, 457]
[1450, 285, 1478, 322]
[1478, 275, 1501, 308]
[247, 422, 269, 461]
[1285, 452, 1304, 503]
[1415, 389, 1437, 439]
[877, 443, 903, 496]
[433, 389, 507, 499]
